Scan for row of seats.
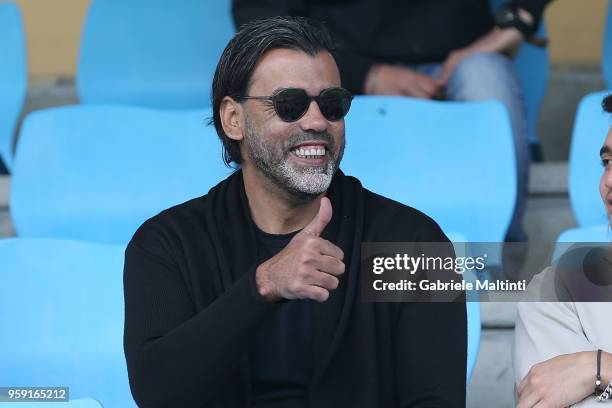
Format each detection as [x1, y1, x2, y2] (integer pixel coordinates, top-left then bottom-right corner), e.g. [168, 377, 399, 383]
[9, 98, 514, 246]
[2, 92, 607, 407]
[2, 226, 605, 406]
[0, 3, 609, 406]
[0, 0, 552, 172]
[6, 91, 607, 246]
[0, 234, 495, 404]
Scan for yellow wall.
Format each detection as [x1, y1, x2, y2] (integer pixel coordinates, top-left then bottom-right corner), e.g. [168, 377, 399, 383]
[13, 0, 610, 77]
[546, 0, 607, 65]
[15, 0, 89, 77]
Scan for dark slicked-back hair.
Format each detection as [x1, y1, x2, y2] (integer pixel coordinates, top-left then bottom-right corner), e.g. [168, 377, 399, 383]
[604, 94, 612, 114]
[211, 16, 336, 166]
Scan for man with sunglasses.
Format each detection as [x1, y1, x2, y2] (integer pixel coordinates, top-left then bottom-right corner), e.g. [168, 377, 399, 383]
[124, 16, 466, 407]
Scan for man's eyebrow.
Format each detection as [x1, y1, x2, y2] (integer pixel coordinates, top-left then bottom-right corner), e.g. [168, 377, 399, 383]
[600, 145, 612, 157]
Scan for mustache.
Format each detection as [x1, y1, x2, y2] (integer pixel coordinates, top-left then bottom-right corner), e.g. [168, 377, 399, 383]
[285, 131, 335, 150]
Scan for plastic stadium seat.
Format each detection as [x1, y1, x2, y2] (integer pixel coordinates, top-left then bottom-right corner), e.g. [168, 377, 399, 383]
[465, 300, 481, 384]
[11, 105, 234, 244]
[0, 398, 103, 408]
[0, 238, 136, 407]
[489, 0, 550, 154]
[446, 232, 481, 384]
[0, 1, 27, 171]
[77, 0, 234, 109]
[342, 96, 516, 245]
[569, 91, 610, 228]
[603, 1, 612, 89]
[552, 224, 611, 262]
[514, 22, 549, 156]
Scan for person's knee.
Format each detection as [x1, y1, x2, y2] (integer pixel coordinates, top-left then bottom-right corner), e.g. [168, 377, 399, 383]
[448, 52, 520, 100]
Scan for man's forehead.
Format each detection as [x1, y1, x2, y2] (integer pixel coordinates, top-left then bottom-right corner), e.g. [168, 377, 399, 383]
[602, 128, 612, 156]
[248, 48, 340, 92]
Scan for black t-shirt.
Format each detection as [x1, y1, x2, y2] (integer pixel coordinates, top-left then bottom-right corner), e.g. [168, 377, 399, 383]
[249, 226, 314, 407]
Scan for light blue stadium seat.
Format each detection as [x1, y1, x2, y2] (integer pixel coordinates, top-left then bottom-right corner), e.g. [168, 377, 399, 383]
[0, 398, 103, 408]
[489, 0, 550, 154]
[568, 91, 610, 227]
[342, 96, 516, 245]
[77, 0, 234, 109]
[465, 300, 481, 384]
[446, 232, 481, 384]
[11, 105, 234, 244]
[603, 1, 612, 89]
[552, 225, 611, 262]
[0, 1, 27, 171]
[0, 238, 136, 407]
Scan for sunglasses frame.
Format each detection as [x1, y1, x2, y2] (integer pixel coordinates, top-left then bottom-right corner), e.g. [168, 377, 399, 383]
[238, 87, 354, 122]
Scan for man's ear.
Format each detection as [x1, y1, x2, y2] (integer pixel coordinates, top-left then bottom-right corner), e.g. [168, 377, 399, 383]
[220, 96, 244, 141]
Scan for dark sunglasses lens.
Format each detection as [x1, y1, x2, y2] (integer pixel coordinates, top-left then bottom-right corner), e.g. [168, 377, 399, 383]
[274, 89, 310, 122]
[318, 88, 352, 121]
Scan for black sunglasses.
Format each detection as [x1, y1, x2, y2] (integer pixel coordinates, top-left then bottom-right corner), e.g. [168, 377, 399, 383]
[238, 87, 354, 122]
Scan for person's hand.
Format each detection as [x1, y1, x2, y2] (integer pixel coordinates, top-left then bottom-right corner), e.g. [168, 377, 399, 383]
[365, 64, 443, 99]
[516, 352, 597, 408]
[255, 197, 345, 303]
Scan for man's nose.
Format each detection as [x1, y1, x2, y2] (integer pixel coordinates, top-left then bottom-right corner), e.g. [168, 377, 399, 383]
[298, 100, 329, 133]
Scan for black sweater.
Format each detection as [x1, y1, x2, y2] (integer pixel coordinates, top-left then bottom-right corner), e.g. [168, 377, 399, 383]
[233, 0, 551, 93]
[123, 170, 467, 407]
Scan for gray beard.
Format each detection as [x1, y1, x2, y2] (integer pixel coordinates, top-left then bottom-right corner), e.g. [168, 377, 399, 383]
[243, 118, 344, 199]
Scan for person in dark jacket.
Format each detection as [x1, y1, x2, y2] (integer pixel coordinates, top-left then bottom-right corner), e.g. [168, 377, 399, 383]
[123, 16, 467, 407]
[233, 0, 553, 245]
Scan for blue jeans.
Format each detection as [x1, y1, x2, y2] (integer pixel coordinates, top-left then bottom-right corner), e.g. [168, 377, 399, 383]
[410, 52, 529, 242]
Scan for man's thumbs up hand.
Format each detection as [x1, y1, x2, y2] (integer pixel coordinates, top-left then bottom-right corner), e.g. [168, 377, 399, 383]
[255, 197, 345, 303]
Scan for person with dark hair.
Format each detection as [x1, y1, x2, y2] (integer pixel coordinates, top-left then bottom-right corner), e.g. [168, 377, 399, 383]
[123, 16, 467, 407]
[233, 0, 554, 245]
[512, 95, 612, 407]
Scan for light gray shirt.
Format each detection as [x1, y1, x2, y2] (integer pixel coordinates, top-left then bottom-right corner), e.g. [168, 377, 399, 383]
[514, 267, 612, 407]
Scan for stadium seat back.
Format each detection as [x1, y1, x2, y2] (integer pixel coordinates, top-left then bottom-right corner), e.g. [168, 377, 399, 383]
[342, 96, 516, 244]
[0, 1, 27, 170]
[446, 232, 481, 384]
[569, 91, 611, 227]
[0, 238, 135, 407]
[11, 105, 233, 244]
[77, 0, 234, 109]
[552, 225, 612, 262]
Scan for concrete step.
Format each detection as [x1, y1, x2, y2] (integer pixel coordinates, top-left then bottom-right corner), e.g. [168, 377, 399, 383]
[529, 161, 568, 195]
[0, 175, 9, 208]
[467, 328, 516, 408]
[538, 65, 605, 162]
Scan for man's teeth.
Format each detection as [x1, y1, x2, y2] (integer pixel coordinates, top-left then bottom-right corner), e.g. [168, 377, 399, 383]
[294, 146, 326, 158]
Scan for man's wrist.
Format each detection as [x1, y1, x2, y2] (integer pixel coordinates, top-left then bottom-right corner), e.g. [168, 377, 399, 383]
[255, 264, 281, 303]
[602, 351, 612, 384]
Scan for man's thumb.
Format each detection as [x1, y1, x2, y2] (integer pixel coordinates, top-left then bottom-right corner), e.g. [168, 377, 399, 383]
[303, 197, 332, 237]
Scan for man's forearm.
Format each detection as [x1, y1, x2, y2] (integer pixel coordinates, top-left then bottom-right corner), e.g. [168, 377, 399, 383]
[125, 259, 277, 407]
[463, 7, 538, 55]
